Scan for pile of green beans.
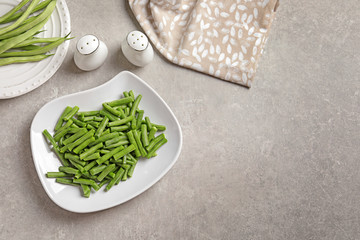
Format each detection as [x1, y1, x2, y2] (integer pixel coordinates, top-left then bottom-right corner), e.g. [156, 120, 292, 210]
[0, 0, 72, 66]
[43, 90, 168, 198]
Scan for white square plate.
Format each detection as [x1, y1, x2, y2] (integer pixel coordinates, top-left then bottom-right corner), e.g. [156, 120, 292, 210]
[30, 71, 182, 213]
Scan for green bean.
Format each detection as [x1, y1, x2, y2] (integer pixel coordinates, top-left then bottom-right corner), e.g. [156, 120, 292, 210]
[87, 121, 100, 128]
[144, 117, 152, 129]
[96, 146, 124, 165]
[97, 164, 116, 181]
[0, 0, 40, 36]
[83, 116, 103, 122]
[107, 96, 134, 107]
[46, 172, 72, 178]
[80, 143, 103, 160]
[102, 103, 122, 117]
[148, 126, 157, 141]
[14, 44, 42, 51]
[132, 130, 147, 157]
[69, 160, 86, 176]
[73, 137, 95, 154]
[131, 117, 137, 130]
[98, 179, 111, 189]
[56, 178, 79, 187]
[53, 128, 72, 143]
[89, 165, 107, 176]
[108, 116, 134, 127]
[86, 124, 95, 130]
[105, 168, 125, 191]
[0, 0, 57, 40]
[146, 138, 167, 158]
[62, 128, 87, 145]
[99, 149, 110, 154]
[121, 164, 131, 181]
[64, 153, 85, 165]
[110, 126, 129, 132]
[83, 160, 97, 172]
[42, 129, 59, 150]
[73, 178, 100, 191]
[59, 166, 80, 175]
[54, 119, 73, 136]
[152, 123, 166, 131]
[136, 110, 144, 129]
[3, 0, 53, 24]
[146, 133, 165, 152]
[71, 117, 86, 127]
[0, 53, 51, 66]
[101, 128, 110, 136]
[95, 116, 109, 139]
[130, 95, 142, 117]
[88, 132, 119, 147]
[83, 152, 100, 161]
[124, 107, 130, 116]
[0, 0, 31, 24]
[99, 109, 119, 122]
[77, 110, 99, 117]
[104, 135, 128, 146]
[104, 140, 129, 149]
[65, 129, 94, 151]
[81, 184, 91, 198]
[126, 131, 141, 157]
[63, 106, 79, 121]
[127, 162, 137, 178]
[141, 124, 149, 147]
[113, 144, 136, 161]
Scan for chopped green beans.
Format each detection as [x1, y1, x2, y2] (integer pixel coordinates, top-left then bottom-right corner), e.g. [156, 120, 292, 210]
[44, 90, 168, 197]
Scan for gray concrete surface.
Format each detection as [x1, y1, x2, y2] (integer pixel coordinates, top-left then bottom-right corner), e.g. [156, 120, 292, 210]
[0, 0, 359, 239]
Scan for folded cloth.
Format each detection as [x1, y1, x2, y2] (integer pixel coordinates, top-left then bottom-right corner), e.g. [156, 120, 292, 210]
[128, 0, 279, 87]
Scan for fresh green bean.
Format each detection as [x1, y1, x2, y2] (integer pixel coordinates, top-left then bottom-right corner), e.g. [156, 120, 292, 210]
[113, 144, 136, 161]
[102, 103, 122, 117]
[124, 107, 130, 116]
[89, 165, 107, 176]
[42, 129, 59, 150]
[144, 117, 152, 130]
[83, 152, 100, 161]
[46, 172, 72, 178]
[107, 96, 134, 107]
[65, 129, 95, 151]
[108, 116, 134, 127]
[141, 124, 149, 147]
[105, 168, 125, 191]
[73, 137, 95, 154]
[104, 140, 129, 149]
[63, 106, 79, 121]
[0, 0, 57, 40]
[110, 126, 129, 132]
[127, 162, 137, 178]
[146, 133, 165, 152]
[152, 123, 166, 131]
[136, 110, 144, 129]
[73, 178, 100, 191]
[81, 184, 91, 198]
[0, 53, 51, 66]
[146, 138, 167, 158]
[98, 179, 111, 189]
[130, 95, 142, 117]
[77, 110, 99, 117]
[56, 178, 79, 187]
[104, 135, 128, 146]
[83, 160, 97, 172]
[0, 0, 40, 36]
[126, 131, 141, 157]
[59, 166, 80, 175]
[96, 146, 124, 165]
[87, 121, 100, 128]
[101, 128, 110, 136]
[0, 0, 31, 24]
[80, 143, 103, 160]
[54, 106, 72, 131]
[95, 116, 108, 139]
[121, 164, 131, 181]
[54, 119, 73, 136]
[132, 130, 147, 157]
[99, 109, 119, 122]
[53, 147, 70, 167]
[88, 132, 119, 147]
[148, 126, 157, 141]
[62, 128, 87, 145]
[71, 117, 86, 127]
[97, 164, 116, 181]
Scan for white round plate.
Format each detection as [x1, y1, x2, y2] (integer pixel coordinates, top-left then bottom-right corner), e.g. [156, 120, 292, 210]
[0, 0, 71, 99]
[30, 71, 183, 213]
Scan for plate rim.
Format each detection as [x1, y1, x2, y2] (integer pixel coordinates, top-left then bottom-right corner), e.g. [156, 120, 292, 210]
[30, 70, 183, 213]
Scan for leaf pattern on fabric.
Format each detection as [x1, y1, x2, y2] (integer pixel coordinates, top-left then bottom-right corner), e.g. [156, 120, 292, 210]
[129, 0, 279, 87]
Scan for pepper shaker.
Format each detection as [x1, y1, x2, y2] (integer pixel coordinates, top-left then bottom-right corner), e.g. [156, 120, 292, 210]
[121, 30, 154, 67]
[74, 34, 108, 71]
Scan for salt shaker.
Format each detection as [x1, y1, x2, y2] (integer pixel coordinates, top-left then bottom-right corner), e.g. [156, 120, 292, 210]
[74, 34, 108, 71]
[121, 30, 154, 67]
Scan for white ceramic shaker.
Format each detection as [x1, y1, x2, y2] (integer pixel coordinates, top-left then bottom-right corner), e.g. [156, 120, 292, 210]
[121, 30, 154, 67]
[74, 34, 108, 71]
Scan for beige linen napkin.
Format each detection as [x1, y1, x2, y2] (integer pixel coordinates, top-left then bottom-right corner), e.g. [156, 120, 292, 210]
[128, 0, 279, 87]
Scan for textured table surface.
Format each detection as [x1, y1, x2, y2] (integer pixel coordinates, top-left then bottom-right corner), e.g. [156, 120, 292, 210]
[1, 1, 359, 239]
